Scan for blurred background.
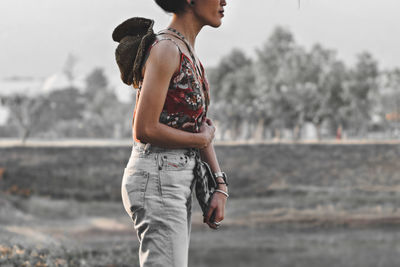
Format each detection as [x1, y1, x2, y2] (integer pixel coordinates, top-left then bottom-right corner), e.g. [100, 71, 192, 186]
[1, 0, 400, 266]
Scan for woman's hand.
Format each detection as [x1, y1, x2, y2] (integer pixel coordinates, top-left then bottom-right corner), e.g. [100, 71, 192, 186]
[198, 117, 216, 149]
[204, 189, 227, 229]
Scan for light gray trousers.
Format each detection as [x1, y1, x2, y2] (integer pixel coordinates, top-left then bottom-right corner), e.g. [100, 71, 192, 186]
[121, 141, 198, 267]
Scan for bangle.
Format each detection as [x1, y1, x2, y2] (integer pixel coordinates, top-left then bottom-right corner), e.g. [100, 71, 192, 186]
[214, 189, 229, 198]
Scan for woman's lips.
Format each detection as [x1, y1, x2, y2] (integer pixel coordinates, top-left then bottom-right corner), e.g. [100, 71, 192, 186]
[219, 10, 224, 17]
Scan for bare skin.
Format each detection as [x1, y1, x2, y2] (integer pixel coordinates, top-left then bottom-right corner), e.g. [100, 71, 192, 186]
[134, 0, 228, 230]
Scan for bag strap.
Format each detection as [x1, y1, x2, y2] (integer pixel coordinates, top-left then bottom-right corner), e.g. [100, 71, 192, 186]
[157, 29, 203, 80]
[138, 34, 184, 90]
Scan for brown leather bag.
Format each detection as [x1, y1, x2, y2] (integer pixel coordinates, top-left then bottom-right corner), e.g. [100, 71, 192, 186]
[112, 17, 156, 88]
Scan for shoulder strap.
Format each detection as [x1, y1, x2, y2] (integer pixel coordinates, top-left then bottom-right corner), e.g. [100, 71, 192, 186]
[141, 35, 183, 67]
[157, 30, 203, 79]
[155, 33, 183, 51]
[138, 35, 183, 89]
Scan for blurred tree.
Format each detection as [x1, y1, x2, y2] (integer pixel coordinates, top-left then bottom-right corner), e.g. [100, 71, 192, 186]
[208, 48, 252, 102]
[47, 87, 85, 121]
[207, 48, 253, 140]
[301, 44, 350, 139]
[0, 94, 50, 143]
[83, 67, 129, 138]
[346, 52, 379, 137]
[30, 87, 87, 138]
[254, 29, 351, 141]
[323, 61, 351, 138]
[207, 26, 384, 141]
[215, 64, 257, 140]
[63, 53, 79, 87]
[85, 68, 108, 99]
[255, 26, 298, 140]
[382, 68, 400, 136]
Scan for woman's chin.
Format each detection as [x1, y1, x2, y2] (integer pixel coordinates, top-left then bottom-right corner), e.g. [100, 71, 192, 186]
[209, 20, 223, 28]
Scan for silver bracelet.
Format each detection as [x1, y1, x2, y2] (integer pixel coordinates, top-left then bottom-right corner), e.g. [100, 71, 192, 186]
[214, 189, 229, 198]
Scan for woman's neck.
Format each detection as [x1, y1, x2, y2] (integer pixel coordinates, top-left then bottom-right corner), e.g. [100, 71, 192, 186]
[168, 13, 203, 50]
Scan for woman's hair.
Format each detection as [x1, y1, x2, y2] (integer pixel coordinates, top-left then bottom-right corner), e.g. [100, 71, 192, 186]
[155, 0, 187, 14]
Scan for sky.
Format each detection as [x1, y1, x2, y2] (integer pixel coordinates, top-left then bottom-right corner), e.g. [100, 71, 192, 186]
[0, 0, 400, 83]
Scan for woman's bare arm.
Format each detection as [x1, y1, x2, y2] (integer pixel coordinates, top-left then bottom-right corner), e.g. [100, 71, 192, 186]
[199, 136, 228, 192]
[134, 40, 213, 149]
[200, 132, 228, 229]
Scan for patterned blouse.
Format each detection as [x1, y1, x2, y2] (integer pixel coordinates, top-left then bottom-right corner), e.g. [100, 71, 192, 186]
[133, 35, 210, 143]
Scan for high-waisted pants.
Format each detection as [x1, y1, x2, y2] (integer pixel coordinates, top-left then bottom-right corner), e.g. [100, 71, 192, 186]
[121, 141, 198, 267]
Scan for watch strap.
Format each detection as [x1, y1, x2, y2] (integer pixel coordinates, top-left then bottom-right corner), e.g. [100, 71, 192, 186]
[213, 171, 228, 186]
[214, 171, 225, 178]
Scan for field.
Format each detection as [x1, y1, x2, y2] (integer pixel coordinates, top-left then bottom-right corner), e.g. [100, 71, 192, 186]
[1, 140, 400, 266]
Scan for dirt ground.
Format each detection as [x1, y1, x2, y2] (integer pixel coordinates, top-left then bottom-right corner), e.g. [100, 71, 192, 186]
[2, 192, 400, 267]
[1, 140, 400, 266]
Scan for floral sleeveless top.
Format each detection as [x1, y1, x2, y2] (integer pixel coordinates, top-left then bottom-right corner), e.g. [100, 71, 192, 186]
[133, 34, 210, 143]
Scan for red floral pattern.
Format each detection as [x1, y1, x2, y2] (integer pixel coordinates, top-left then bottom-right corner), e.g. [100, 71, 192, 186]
[137, 38, 210, 135]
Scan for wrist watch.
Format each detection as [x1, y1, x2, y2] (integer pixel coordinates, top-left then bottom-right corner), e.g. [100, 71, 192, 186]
[213, 171, 228, 186]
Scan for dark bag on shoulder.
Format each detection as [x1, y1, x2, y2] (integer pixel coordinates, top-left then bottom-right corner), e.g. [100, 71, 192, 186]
[112, 17, 156, 88]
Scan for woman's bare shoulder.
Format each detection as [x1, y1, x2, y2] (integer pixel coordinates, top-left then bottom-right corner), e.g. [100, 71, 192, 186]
[143, 36, 181, 76]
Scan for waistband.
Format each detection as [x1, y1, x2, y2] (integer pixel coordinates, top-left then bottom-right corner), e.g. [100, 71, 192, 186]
[132, 141, 199, 157]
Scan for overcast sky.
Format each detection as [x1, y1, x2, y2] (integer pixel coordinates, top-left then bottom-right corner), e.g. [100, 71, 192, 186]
[1, 0, 400, 81]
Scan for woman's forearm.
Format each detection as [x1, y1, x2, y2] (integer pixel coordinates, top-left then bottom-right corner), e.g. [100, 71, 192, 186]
[199, 142, 228, 191]
[199, 142, 221, 173]
[136, 122, 206, 149]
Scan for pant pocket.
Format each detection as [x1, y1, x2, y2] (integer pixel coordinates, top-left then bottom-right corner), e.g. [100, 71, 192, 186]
[160, 153, 190, 171]
[121, 168, 150, 217]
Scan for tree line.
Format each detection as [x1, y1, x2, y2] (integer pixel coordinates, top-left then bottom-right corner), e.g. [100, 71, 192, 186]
[0, 68, 134, 143]
[1, 26, 400, 143]
[207, 26, 400, 141]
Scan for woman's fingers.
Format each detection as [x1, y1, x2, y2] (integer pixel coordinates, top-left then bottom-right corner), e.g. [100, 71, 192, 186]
[182, 121, 195, 129]
[204, 204, 215, 224]
[205, 117, 213, 126]
[204, 118, 216, 135]
[206, 209, 223, 229]
[216, 205, 224, 222]
[213, 199, 224, 223]
[204, 195, 225, 229]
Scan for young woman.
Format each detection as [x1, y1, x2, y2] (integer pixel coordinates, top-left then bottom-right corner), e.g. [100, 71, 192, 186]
[120, 0, 228, 266]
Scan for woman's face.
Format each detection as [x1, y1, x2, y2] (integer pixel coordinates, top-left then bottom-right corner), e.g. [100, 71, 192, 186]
[192, 0, 227, 28]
